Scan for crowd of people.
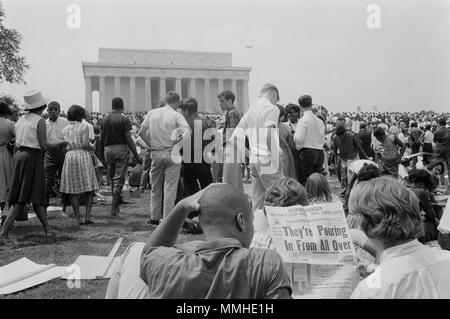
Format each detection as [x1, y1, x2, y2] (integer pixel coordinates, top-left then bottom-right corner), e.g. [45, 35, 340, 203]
[0, 83, 450, 298]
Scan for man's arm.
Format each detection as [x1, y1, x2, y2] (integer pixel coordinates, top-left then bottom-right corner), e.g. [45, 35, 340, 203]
[138, 126, 152, 150]
[294, 120, 307, 149]
[100, 121, 106, 162]
[143, 188, 206, 251]
[394, 137, 406, 160]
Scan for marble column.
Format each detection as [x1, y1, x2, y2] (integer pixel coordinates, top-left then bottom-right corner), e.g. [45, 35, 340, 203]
[204, 78, 210, 113]
[189, 78, 196, 98]
[159, 77, 166, 101]
[145, 77, 152, 109]
[114, 76, 121, 97]
[129, 77, 136, 112]
[218, 78, 224, 95]
[99, 76, 106, 113]
[242, 79, 249, 112]
[175, 77, 182, 95]
[85, 76, 92, 112]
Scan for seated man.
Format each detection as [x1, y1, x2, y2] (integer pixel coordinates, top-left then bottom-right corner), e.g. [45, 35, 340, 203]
[139, 183, 292, 299]
[105, 242, 149, 299]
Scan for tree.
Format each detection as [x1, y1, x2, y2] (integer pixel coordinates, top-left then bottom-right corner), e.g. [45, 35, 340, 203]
[0, 3, 29, 85]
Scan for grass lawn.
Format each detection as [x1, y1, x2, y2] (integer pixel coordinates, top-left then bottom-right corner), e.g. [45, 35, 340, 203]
[0, 189, 203, 299]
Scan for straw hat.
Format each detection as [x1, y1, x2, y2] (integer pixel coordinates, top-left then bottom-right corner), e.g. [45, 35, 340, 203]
[23, 90, 47, 110]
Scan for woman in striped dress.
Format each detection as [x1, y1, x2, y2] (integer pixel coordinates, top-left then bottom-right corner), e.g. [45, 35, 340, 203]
[60, 105, 99, 225]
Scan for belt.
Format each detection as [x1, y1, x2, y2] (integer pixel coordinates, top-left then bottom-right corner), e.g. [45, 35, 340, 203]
[151, 147, 172, 152]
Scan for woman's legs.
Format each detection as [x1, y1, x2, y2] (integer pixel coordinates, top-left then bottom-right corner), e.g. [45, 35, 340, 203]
[70, 194, 82, 224]
[32, 204, 50, 235]
[0, 204, 24, 238]
[84, 192, 94, 223]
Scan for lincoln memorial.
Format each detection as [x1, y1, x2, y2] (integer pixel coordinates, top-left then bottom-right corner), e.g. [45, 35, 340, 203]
[82, 48, 251, 114]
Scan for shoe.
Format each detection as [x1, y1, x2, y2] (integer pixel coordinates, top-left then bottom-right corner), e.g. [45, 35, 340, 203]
[147, 219, 159, 225]
[84, 220, 94, 225]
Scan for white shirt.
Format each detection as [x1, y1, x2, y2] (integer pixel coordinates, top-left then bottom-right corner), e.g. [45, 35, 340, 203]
[351, 240, 450, 299]
[232, 97, 280, 157]
[46, 116, 68, 144]
[141, 105, 190, 151]
[423, 131, 434, 144]
[15, 112, 42, 149]
[294, 110, 325, 150]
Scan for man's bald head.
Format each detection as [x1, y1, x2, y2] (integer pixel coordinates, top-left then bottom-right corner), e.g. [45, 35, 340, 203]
[199, 184, 253, 247]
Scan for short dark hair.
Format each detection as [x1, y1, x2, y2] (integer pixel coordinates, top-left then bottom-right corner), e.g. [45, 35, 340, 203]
[178, 97, 198, 114]
[112, 97, 124, 110]
[438, 118, 447, 127]
[335, 125, 346, 136]
[373, 127, 385, 138]
[357, 164, 381, 182]
[0, 102, 12, 116]
[407, 168, 436, 191]
[218, 90, 235, 103]
[48, 101, 61, 110]
[285, 103, 300, 114]
[67, 104, 86, 122]
[298, 95, 312, 108]
[166, 91, 180, 104]
[428, 161, 445, 174]
[410, 122, 418, 128]
[359, 122, 366, 130]
[93, 124, 101, 135]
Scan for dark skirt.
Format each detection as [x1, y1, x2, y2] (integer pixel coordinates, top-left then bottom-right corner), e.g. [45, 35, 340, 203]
[8, 147, 46, 205]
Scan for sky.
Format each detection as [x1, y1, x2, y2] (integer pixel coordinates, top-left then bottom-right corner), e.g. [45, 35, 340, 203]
[1, 0, 449, 113]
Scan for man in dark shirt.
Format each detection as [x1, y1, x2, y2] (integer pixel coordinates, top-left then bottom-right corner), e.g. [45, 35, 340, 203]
[357, 122, 374, 160]
[332, 125, 368, 195]
[140, 183, 292, 298]
[178, 97, 213, 196]
[433, 118, 450, 188]
[100, 97, 142, 216]
[409, 122, 424, 166]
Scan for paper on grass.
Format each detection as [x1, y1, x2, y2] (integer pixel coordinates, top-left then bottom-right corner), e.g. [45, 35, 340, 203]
[60, 237, 123, 280]
[60, 255, 120, 280]
[0, 258, 66, 295]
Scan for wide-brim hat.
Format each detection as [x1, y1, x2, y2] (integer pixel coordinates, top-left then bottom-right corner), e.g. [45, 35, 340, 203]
[23, 90, 47, 110]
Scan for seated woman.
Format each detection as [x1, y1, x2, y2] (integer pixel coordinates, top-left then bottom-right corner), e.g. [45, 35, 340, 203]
[403, 169, 440, 243]
[252, 177, 308, 250]
[349, 177, 450, 298]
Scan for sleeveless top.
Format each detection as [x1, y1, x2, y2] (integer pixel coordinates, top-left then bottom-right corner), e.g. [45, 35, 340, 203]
[15, 112, 42, 149]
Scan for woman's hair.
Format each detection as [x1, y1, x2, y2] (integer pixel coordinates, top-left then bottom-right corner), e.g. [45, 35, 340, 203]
[357, 163, 381, 182]
[67, 105, 86, 122]
[305, 173, 332, 203]
[348, 177, 424, 241]
[276, 104, 286, 120]
[0, 102, 12, 116]
[407, 168, 436, 191]
[264, 177, 309, 207]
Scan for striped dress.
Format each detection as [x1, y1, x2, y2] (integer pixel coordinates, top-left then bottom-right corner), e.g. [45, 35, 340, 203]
[60, 121, 99, 194]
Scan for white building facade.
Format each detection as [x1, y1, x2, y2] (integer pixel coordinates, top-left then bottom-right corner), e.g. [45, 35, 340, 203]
[82, 48, 251, 114]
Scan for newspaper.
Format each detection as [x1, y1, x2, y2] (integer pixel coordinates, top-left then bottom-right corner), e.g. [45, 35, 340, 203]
[265, 202, 359, 298]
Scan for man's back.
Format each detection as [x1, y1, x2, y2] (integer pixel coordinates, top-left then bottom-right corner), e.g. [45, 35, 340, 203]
[143, 105, 189, 151]
[140, 238, 292, 299]
[102, 112, 131, 146]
